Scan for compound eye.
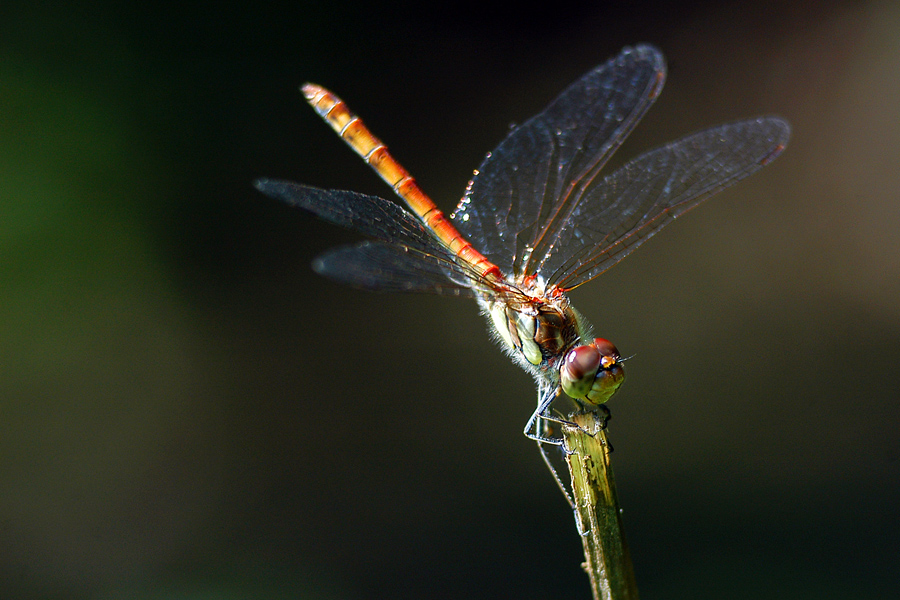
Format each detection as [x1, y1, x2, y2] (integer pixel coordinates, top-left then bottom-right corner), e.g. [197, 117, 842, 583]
[586, 362, 625, 405]
[585, 338, 624, 404]
[560, 344, 601, 400]
[560, 338, 626, 404]
[592, 338, 620, 367]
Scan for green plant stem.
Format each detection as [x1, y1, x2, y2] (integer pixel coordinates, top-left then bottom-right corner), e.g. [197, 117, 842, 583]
[562, 411, 639, 600]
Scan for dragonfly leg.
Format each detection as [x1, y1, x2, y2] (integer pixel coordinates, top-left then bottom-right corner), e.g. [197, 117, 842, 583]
[571, 402, 611, 428]
[540, 408, 600, 441]
[541, 441, 592, 537]
[524, 386, 598, 445]
[535, 415, 593, 536]
[537, 439, 575, 510]
[565, 404, 613, 451]
[523, 387, 565, 445]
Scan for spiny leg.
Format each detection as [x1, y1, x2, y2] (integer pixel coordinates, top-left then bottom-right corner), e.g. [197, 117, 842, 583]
[532, 389, 591, 536]
[537, 439, 575, 510]
[524, 390, 600, 446]
[523, 386, 568, 445]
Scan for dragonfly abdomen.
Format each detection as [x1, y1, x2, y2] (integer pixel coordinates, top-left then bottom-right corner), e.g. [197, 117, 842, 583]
[302, 83, 500, 280]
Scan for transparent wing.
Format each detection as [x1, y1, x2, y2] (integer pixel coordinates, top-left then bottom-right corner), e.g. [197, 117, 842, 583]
[256, 179, 440, 251]
[313, 242, 477, 296]
[544, 117, 791, 290]
[255, 179, 484, 295]
[452, 45, 666, 278]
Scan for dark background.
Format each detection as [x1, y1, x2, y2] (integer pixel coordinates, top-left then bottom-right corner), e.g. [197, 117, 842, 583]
[2, 1, 898, 598]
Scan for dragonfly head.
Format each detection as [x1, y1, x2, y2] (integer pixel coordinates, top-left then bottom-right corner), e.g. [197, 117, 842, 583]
[560, 338, 625, 404]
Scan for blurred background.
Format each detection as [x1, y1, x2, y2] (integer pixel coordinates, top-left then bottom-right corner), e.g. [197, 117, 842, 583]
[2, 0, 898, 598]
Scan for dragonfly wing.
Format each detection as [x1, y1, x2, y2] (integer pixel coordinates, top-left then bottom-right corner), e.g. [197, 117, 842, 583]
[256, 179, 441, 253]
[314, 241, 477, 296]
[546, 117, 791, 290]
[256, 179, 485, 295]
[452, 45, 666, 278]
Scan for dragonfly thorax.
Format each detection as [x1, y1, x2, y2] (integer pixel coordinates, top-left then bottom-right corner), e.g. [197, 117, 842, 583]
[479, 282, 625, 405]
[485, 294, 581, 370]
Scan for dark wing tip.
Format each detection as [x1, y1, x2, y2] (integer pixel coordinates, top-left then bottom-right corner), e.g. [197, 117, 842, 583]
[310, 254, 327, 275]
[628, 43, 665, 66]
[253, 177, 280, 195]
[254, 178, 308, 205]
[755, 115, 791, 137]
[621, 43, 667, 97]
[753, 116, 792, 164]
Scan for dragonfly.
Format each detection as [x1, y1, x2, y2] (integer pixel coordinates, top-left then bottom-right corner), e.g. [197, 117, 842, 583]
[256, 45, 789, 457]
